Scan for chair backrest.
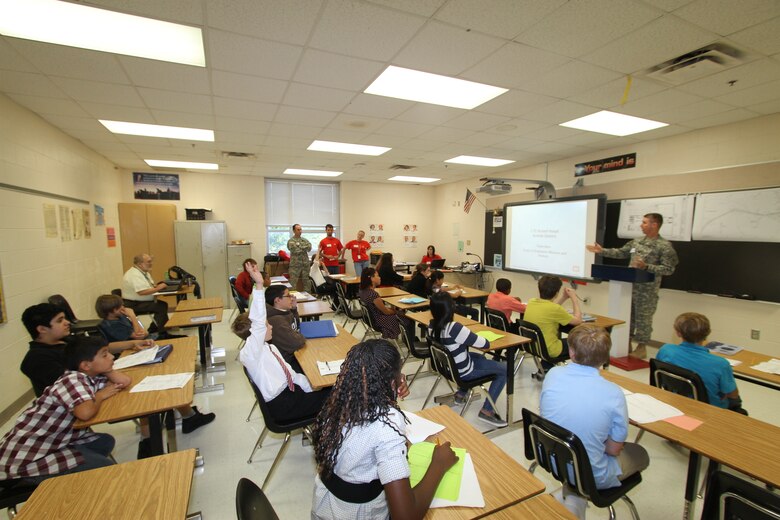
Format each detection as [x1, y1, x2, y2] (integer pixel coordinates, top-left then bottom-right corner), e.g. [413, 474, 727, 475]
[48, 294, 77, 322]
[358, 299, 380, 333]
[428, 340, 465, 387]
[229, 275, 237, 286]
[517, 320, 550, 360]
[485, 308, 509, 331]
[229, 277, 247, 314]
[236, 477, 281, 520]
[241, 367, 315, 432]
[649, 358, 709, 403]
[701, 470, 780, 520]
[111, 288, 122, 297]
[335, 282, 358, 320]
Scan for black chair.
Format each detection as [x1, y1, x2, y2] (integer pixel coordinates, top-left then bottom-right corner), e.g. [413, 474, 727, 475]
[236, 477, 280, 520]
[335, 282, 364, 335]
[521, 408, 642, 520]
[47, 294, 102, 335]
[0, 479, 39, 518]
[242, 368, 316, 490]
[111, 288, 122, 297]
[229, 276, 247, 315]
[421, 340, 499, 416]
[700, 470, 780, 520]
[485, 308, 526, 375]
[517, 320, 568, 381]
[406, 335, 434, 391]
[357, 300, 382, 340]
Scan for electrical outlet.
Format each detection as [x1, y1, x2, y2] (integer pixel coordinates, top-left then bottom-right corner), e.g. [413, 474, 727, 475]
[751, 329, 760, 340]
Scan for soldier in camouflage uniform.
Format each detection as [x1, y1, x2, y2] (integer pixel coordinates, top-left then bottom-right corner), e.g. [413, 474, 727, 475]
[587, 213, 678, 358]
[287, 224, 312, 292]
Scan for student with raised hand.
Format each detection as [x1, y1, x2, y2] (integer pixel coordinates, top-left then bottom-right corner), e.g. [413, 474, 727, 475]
[312, 339, 457, 519]
[428, 292, 507, 427]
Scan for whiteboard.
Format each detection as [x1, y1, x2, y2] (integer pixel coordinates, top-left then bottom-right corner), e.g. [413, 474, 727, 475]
[692, 187, 780, 242]
[618, 195, 695, 241]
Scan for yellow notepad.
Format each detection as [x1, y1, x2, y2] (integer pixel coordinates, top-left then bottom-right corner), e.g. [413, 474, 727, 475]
[408, 441, 467, 501]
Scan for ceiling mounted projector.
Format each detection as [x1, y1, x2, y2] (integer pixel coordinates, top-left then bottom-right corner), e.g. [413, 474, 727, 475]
[477, 183, 512, 195]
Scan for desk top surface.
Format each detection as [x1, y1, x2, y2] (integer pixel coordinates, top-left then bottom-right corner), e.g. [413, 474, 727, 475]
[587, 313, 625, 329]
[382, 295, 430, 310]
[294, 324, 359, 390]
[602, 370, 780, 487]
[417, 406, 545, 519]
[75, 337, 197, 428]
[444, 287, 490, 299]
[297, 300, 332, 317]
[481, 494, 576, 519]
[16, 449, 196, 520]
[375, 286, 410, 297]
[165, 308, 224, 328]
[407, 311, 478, 327]
[174, 297, 224, 312]
[712, 348, 780, 388]
[155, 284, 195, 297]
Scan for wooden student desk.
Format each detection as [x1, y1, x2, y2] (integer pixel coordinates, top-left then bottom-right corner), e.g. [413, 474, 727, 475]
[481, 494, 576, 519]
[407, 311, 479, 327]
[444, 287, 490, 324]
[382, 294, 431, 311]
[375, 286, 410, 297]
[297, 300, 333, 321]
[174, 296, 224, 312]
[712, 348, 780, 391]
[601, 370, 780, 520]
[294, 324, 360, 390]
[166, 308, 224, 393]
[16, 449, 197, 520]
[155, 283, 195, 310]
[75, 337, 197, 457]
[417, 406, 545, 519]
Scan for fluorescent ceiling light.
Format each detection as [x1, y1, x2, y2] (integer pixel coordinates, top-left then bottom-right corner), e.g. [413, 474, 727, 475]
[0, 0, 205, 67]
[560, 110, 668, 136]
[308, 140, 390, 156]
[365, 66, 507, 110]
[145, 160, 217, 170]
[283, 168, 343, 177]
[100, 120, 214, 141]
[388, 176, 440, 183]
[445, 155, 515, 167]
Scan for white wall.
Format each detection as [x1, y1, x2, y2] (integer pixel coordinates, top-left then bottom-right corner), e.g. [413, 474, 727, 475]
[0, 94, 125, 411]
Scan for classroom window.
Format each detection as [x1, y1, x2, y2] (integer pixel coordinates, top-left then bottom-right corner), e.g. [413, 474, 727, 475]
[265, 179, 340, 255]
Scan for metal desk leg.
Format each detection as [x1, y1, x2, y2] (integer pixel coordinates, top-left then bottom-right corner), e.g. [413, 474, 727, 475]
[196, 323, 224, 393]
[683, 451, 700, 520]
[505, 346, 516, 425]
[165, 410, 178, 453]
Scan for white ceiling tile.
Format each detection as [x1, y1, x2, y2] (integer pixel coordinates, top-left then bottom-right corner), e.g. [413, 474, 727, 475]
[435, 0, 567, 39]
[119, 57, 211, 95]
[309, 0, 426, 61]
[520, 60, 622, 99]
[675, 58, 780, 97]
[215, 117, 271, 135]
[214, 131, 266, 147]
[454, 132, 512, 147]
[673, 0, 780, 35]
[138, 88, 212, 114]
[85, 0, 204, 25]
[342, 93, 414, 119]
[641, 0, 695, 10]
[683, 107, 761, 128]
[0, 38, 36, 72]
[268, 123, 322, 139]
[8, 40, 130, 84]
[211, 71, 287, 104]
[497, 135, 548, 151]
[7, 94, 91, 117]
[395, 104, 463, 125]
[729, 17, 780, 55]
[213, 98, 277, 121]
[653, 99, 736, 123]
[515, 0, 663, 58]
[77, 102, 155, 122]
[747, 98, 780, 115]
[619, 88, 703, 117]
[582, 15, 720, 74]
[206, 0, 322, 46]
[148, 110, 215, 128]
[315, 127, 375, 144]
[294, 49, 385, 91]
[716, 79, 780, 107]
[442, 111, 511, 131]
[475, 89, 560, 119]
[328, 113, 389, 133]
[38, 115, 105, 132]
[461, 42, 571, 89]
[274, 105, 336, 127]
[0, 71, 67, 98]
[417, 126, 475, 142]
[568, 77, 667, 108]
[531, 125, 583, 141]
[556, 131, 623, 146]
[208, 30, 303, 80]
[484, 118, 551, 137]
[374, 120, 435, 138]
[522, 100, 598, 124]
[399, 138, 449, 152]
[51, 77, 145, 106]
[283, 83, 354, 112]
[80, 140, 129, 151]
[367, 0, 446, 17]
[393, 21, 505, 76]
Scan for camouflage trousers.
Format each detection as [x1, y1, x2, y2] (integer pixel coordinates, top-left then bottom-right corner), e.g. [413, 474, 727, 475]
[630, 283, 659, 343]
[288, 259, 310, 292]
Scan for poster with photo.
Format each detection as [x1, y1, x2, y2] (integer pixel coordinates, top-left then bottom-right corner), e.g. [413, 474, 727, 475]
[368, 223, 384, 244]
[133, 172, 180, 200]
[94, 204, 105, 226]
[43, 204, 58, 238]
[106, 227, 116, 247]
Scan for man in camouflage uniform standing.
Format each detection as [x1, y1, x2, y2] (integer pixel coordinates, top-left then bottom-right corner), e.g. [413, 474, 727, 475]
[287, 224, 312, 292]
[587, 213, 678, 358]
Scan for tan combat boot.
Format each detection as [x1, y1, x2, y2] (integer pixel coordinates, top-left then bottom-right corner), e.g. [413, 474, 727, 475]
[630, 342, 647, 359]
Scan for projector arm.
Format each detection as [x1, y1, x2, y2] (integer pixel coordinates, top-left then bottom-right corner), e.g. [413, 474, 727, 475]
[479, 177, 557, 200]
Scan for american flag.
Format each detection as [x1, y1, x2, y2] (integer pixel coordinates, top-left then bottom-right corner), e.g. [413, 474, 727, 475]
[464, 188, 476, 214]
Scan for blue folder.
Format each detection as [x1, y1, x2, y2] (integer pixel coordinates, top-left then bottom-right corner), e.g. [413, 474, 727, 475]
[300, 320, 338, 339]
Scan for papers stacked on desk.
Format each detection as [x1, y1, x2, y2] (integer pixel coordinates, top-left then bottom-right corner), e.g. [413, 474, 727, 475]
[398, 296, 426, 304]
[705, 341, 743, 355]
[270, 276, 288, 283]
[113, 344, 172, 370]
[621, 389, 683, 423]
[408, 441, 484, 508]
[582, 314, 597, 322]
[404, 412, 445, 444]
[316, 359, 343, 376]
[327, 273, 346, 279]
[190, 314, 216, 323]
[129, 373, 193, 393]
[752, 359, 780, 374]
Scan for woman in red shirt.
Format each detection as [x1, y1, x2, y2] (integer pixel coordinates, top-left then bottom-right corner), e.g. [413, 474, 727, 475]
[421, 245, 442, 265]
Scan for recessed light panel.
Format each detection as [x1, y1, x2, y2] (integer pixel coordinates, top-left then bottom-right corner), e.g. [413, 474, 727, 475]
[560, 110, 668, 136]
[283, 168, 343, 177]
[388, 176, 440, 183]
[445, 155, 515, 167]
[308, 140, 390, 156]
[365, 66, 507, 110]
[100, 120, 214, 141]
[145, 160, 217, 170]
[0, 0, 206, 66]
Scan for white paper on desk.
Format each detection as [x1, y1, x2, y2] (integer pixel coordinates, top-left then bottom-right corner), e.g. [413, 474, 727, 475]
[292, 291, 314, 301]
[430, 454, 484, 509]
[156, 289, 179, 295]
[190, 314, 216, 323]
[129, 373, 194, 393]
[726, 359, 742, 367]
[328, 273, 346, 279]
[270, 276, 288, 282]
[618, 386, 633, 396]
[751, 359, 780, 374]
[625, 393, 683, 424]
[316, 359, 344, 376]
[404, 412, 445, 444]
[112, 346, 160, 370]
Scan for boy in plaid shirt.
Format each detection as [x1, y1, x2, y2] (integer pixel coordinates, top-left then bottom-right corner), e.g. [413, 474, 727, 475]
[0, 335, 130, 483]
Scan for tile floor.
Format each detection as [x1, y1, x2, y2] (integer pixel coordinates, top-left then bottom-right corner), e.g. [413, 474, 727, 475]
[3, 308, 778, 519]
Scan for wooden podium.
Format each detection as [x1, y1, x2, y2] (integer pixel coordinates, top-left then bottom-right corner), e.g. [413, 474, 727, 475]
[591, 264, 654, 371]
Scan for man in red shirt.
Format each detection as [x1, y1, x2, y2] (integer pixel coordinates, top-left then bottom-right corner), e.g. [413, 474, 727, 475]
[318, 224, 343, 275]
[342, 230, 371, 276]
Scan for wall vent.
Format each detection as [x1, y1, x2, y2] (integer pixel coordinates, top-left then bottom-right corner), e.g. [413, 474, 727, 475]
[644, 42, 746, 85]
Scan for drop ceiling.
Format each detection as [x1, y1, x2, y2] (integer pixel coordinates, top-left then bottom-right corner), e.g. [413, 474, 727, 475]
[1, 0, 778, 184]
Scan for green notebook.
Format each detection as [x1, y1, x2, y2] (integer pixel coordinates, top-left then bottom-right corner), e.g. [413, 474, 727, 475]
[476, 330, 504, 342]
[408, 441, 467, 501]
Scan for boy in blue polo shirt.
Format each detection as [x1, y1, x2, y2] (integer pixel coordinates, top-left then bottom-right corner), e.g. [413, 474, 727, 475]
[657, 312, 745, 413]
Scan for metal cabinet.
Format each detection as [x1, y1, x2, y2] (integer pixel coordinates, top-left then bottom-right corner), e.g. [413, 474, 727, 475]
[174, 221, 228, 303]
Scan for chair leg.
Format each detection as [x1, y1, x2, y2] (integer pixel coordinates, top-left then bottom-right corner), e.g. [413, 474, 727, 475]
[528, 461, 537, 474]
[513, 353, 525, 376]
[634, 429, 644, 443]
[480, 384, 500, 415]
[460, 389, 475, 417]
[608, 504, 617, 520]
[247, 426, 268, 464]
[620, 494, 640, 520]
[246, 399, 258, 422]
[422, 375, 442, 410]
[350, 320, 358, 334]
[262, 431, 292, 490]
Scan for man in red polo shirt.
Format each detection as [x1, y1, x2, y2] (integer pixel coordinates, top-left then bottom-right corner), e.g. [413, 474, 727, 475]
[318, 224, 343, 275]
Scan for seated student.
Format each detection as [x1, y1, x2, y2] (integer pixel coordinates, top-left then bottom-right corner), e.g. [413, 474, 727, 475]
[0, 335, 129, 484]
[235, 258, 268, 306]
[486, 278, 527, 331]
[359, 268, 416, 348]
[428, 292, 507, 427]
[657, 312, 746, 414]
[405, 263, 431, 298]
[233, 261, 330, 422]
[428, 271, 479, 321]
[523, 275, 582, 369]
[421, 245, 442, 265]
[375, 252, 404, 288]
[95, 294, 153, 342]
[540, 324, 649, 519]
[265, 284, 306, 371]
[312, 339, 456, 520]
[310, 252, 340, 309]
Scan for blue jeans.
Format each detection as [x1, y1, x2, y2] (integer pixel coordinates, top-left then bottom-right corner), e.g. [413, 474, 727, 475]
[354, 260, 369, 277]
[460, 353, 507, 414]
[326, 265, 340, 275]
[26, 433, 115, 484]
